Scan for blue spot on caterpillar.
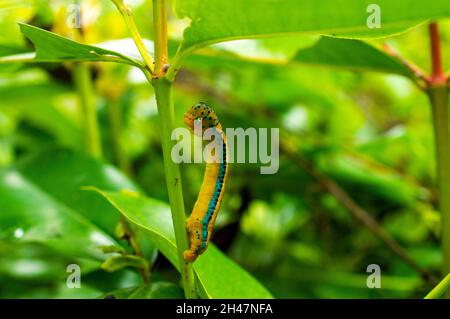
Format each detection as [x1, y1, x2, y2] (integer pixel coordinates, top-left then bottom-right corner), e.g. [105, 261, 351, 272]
[183, 102, 228, 262]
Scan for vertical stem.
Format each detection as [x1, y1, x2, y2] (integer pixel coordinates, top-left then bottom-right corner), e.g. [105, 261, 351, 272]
[429, 23, 446, 84]
[73, 63, 103, 159]
[117, 217, 150, 283]
[429, 86, 450, 277]
[112, 0, 154, 73]
[153, 79, 196, 298]
[152, 0, 168, 74]
[428, 22, 450, 281]
[151, 0, 196, 298]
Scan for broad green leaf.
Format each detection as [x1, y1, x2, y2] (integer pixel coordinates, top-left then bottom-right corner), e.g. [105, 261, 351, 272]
[88, 189, 179, 266]
[99, 282, 184, 299]
[292, 36, 414, 78]
[51, 284, 104, 299]
[127, 282, 184, 299]
[0, 82, 82, 148]
[0, 241, 95, 282]
[0, 169, 119, 261]
[175, 0, 450, 56]
[91, 188, 273, 299]
[0, 23, 143, 67]
[16, 149, 139, 235]
[0, 44, 27, 57]
[16, 149, 159, 263]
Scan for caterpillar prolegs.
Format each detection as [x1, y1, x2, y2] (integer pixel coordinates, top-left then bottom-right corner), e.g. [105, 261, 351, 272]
[183, 102, 228, 262]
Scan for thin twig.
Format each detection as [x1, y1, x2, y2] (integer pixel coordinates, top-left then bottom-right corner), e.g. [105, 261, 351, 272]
[115, 217, 150, 283]
[280, 138, 437, 285]
[383, 43, 430, 88]
[111, 0, 155, 74]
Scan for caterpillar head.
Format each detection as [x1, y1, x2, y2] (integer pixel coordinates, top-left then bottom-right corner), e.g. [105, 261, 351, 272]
[184, 102, 220, 135]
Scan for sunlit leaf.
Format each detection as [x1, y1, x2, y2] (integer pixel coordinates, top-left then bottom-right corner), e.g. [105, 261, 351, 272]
[0, 23, 144, 67]
[16, 149, 139, 235]
[0, 169, 120, 261]
[174, 0, 450, 56]
[292, 36, 414, 78]
[90, 188, 273, 299]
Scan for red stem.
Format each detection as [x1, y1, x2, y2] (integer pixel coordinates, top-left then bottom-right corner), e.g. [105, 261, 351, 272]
[429, 22, 446, 85]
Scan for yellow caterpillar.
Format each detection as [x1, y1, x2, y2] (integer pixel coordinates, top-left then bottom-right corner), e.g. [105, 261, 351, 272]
[183, 102, 228, 262]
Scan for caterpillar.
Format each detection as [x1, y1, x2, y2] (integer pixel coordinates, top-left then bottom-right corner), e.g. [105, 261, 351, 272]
[183, 102, 228, 262]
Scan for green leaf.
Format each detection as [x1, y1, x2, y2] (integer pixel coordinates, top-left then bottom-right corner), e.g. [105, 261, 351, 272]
[99, 282, 184, 299]
[3, 24, 143, 67]
[0, 82, 82, 148]
[90, 188, 273, 299]
[0, 169, 119, 261]
[90, 189, 179, 266]
[128, 282, 184, 299]
[16, 149, 140, 235]
[0, 241, 90, 283]
[101, 255, 148, 272]
[16, 149, 159, 263]
[292, 37, 414, 78]
[175, 0, 450, 55]
[0, 44, 27, 58]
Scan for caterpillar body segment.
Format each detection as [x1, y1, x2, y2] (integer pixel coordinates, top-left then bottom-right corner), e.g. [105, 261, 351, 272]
[182, 102, 228, 262]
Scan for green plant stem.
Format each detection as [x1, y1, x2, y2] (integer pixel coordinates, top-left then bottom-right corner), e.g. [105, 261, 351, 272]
[116, 217, 150, 283]
[151, 0, 196, 298]
[112, 0, 154, 73]
[113, 0, 197, 299]
[427, 23, 450, 284]
[152, 78, 196, 298]
[425, 272, 450, 299]
[428, 85, 450, 277]
[152, 0, 168, 74]
[73, 63, 102, 159]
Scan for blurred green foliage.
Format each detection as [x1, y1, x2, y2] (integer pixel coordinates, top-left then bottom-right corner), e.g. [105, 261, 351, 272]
[0, 0, 449, 298]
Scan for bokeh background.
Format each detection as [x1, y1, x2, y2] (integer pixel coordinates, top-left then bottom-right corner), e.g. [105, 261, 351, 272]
[1, 0, 449, 298]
